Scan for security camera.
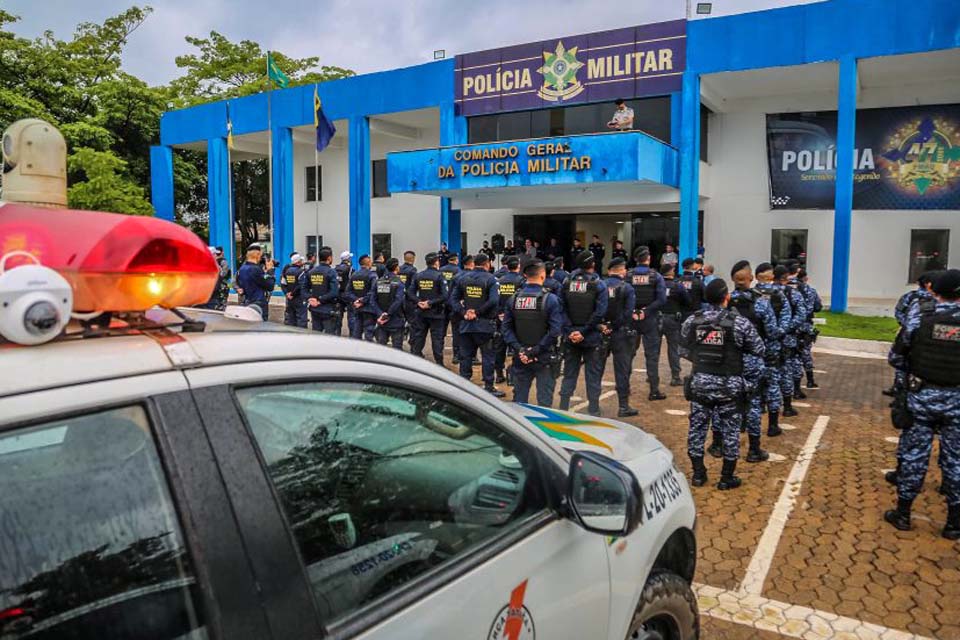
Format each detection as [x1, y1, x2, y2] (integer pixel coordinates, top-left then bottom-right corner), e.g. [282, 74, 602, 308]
[0, 261, 73, 345]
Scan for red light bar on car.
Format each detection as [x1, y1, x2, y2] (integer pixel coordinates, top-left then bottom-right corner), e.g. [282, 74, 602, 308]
[0, 204, 217, 312]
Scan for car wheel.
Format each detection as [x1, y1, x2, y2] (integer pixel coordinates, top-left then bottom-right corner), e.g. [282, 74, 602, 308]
[625, 571, 699, 640]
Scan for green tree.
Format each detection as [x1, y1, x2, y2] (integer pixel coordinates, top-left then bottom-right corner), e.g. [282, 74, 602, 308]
[67, 147, 154, 215]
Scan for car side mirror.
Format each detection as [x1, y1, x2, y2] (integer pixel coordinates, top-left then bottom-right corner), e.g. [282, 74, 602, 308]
[567, 451, 643, 537]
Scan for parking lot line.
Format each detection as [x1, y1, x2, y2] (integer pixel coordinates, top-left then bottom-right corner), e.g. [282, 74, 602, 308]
[739, 415, 831, 596]
[571, 390, 616, 412]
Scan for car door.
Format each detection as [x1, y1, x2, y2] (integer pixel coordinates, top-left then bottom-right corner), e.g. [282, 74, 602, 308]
[185, 360, 613, 640]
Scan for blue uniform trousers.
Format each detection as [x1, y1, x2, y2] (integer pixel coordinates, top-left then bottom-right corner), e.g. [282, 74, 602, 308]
[898, 388, 960, 506]
[459, 332, 496, 386]
[411, 316, 445, 364]
[689, 400, 742, 461]
[559, 342, 603, 410]
[635, 315, 662, 387]
[284, 298, 308, 328]
[310, 311, 339, 334]
[512, 359, 556, 407]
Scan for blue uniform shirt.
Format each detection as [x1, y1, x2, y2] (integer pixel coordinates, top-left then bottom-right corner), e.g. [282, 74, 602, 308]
[306, 263, 340, 315]
[628, 265, 667, 315]
[681, 305, 766, 401]
[502, 284, 565, 356]
[450, 268, 501, 334]
[560, 270, 609, 347]
[602, 275, 636, 331]
[237, 262, 275, 304]
[731, 287, 781, 356]
[368, 273, 406, 330]
[280, 264, 306, 299]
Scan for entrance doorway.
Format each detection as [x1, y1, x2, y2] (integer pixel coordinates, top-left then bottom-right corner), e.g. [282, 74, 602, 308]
[631, 212, 704, 267]
[513, 215, 576, 262]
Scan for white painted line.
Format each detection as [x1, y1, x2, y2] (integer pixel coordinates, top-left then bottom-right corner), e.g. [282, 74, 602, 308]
[767, 452, 788, 462]
[813, 346, 886, 360]
[695, 583, 934, 640]
[779, 423, 797, 431]
[571, 390, 616, 412]
[885, 436, 900, 444]
[739, 415, 831, 596]
[813, 369, 828, 374]
[793, 402, 812, 408]
[601, 381, 614, 387]
[633, 368, 646, 373]
[882, 468, 895, 476]
[570, 396, 583, 402]
[664, 409, 687, 416]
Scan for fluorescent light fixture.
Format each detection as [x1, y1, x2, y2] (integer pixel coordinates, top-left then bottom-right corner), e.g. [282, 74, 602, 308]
[433, 49, 446, 60]
[696, 2, 712, 14]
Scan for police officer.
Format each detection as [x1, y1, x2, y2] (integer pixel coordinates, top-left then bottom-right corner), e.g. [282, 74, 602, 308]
[305, 247, 340, 334]
[345, 255, 378, 341]
[204, 246, 231, 310]
[502, 257, 565, 407]
[610, 239, 629, 265]
[495, 255, 524, 384]
[774, 265, 806, 417]
[552, 256, 569, 286]
[440, 254, 462, 364]
[660, 262, 690, 387]
[630, 246, 668, 400]
[408, 252, 448, 364]
[280, 253, 309, 328]
[885, 269, 960, 540]
[450, 253, 504, 396]
[682, 279, 765, 489]
[784, 261, 814, 399]
[398, 250, 419, 347]
[371, 257, 406, 349]
[796, 267, 823, 390]
[754, 263, 792, 434]
[236, 243, 276, 320]
[679, 258, 705, 313]
[729, 260, 781, 462]
[373, 252, 387, 278]
[335, 251, 353, 336]
[558, 251, 609, 415]
[599, 257, 638, 417]
[543, 261, 562, 296]
[886, 272, 939, 397]
[438, 242, 451, 267]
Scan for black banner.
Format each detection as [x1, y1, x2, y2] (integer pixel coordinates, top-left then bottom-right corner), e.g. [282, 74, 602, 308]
[766, 104, 960, 210]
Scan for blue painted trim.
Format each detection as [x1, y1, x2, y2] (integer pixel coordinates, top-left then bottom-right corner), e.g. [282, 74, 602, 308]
[349, 116, 371, 260]
[271, 127, 294, 263]
[439, 101, 467, 254]
[830, 55, 857, 313]
[670, 92, 682, 147]
[149, 145, 174, 221]
[678, 71, 700, 263]
[207, 138, 231, 251]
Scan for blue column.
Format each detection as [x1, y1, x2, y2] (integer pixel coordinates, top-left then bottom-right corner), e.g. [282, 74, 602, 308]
[678, 71, 701, 262]
[830, 55, 857, 313]
[349, 116, 371, 260]
[207, 137, 231, 250]
[440, 101, 467, 255]
[271, 127, 294, 264]
[670, 92, 683, 147]
[150, 145, 174, 221]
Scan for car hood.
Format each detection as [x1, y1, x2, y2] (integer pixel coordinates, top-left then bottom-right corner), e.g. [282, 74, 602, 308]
[514, 404, 665, 462]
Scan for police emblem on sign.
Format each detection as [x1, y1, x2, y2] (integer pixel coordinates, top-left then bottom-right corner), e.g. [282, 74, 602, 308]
[697, 326, 725, 345]
[487, 579, 535, 640]
[632, 274, 650, 286]
[933, 323, 960, 342]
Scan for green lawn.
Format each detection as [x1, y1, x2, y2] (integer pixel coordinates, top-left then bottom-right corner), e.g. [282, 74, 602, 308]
[815, 312, 899, 342]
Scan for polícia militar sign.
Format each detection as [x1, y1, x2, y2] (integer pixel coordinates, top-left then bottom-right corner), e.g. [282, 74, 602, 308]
[455, 21, 686, 117]
[767, 104, 960, 210]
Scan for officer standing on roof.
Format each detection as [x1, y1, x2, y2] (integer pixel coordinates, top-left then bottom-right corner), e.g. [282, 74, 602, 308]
[755, 263, 791, 433]
[885, 269, 960, 540]
[630, 246, 668, 400]
[408, 252, 448, 364]
[495, 255, 524, 385]
[346, 255, 378, 341]
[440, 254, 463, 364]
[305, 247, 340, 334]
[502, 256, 565, 407]
[557, 251, 608, 415]
[599, 257, 639, 417]
[335, 251, 353, 336]
[659, 262, 690, 387]
[682, 279, 765, 490]
[450, 253, 504, 397]
[280, 254, 309, 328]
[371, 257, 406, 349]
[236, 243, 276, 321]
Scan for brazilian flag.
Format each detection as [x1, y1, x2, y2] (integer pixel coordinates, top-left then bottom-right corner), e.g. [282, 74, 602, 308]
[267, 52, 290, 89]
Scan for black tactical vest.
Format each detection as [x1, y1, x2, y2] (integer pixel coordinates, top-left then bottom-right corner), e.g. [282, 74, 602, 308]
[463, 275, 491, 313]
[730, 289, 767, 340]
[440, 265, 458, 282]
[308, 268, 331, 297]
[376, 276, 399, 311]
[283, 266, 300, 287]
[759, 287, 785, 317]
[690, 311, 743, 376]
[662, 280, 684, 315]
[336, 263, 351, 292]
[679, 273, 703, 311]
[398, 264, 417, 286]
[497, 273, 522, 302]
[631, 269, 656, 308]
[564, 273, 596, 326]
[417, 271, 442, 301]
[909, 309, 960, 386]
[513, 290, 548, 347]
[350, 270, 372, 298]
[605, 280, 626, 324]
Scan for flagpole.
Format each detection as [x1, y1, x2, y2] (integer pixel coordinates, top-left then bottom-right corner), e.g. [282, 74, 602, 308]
[227, 115, 235, 276]
[266, 53, 274, 257]
[314, 84, 320, 253]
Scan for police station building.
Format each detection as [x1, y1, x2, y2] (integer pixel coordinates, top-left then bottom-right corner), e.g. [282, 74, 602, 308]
[150, 0, 960, 311]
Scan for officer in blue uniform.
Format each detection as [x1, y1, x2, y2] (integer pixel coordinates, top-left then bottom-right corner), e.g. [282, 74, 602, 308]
[755, 263, 791, 431]
[305, 247, 341, 334]
[440, 254, 462, 364]
[552, 256, 569, 286]
[495, 256, 524, 384]
[558, 251, 608, 415]
[659, 262, 691, 387]
[543, 261, 563, 296]
[345, 255, 378, 341]
[280, 253, 309, 328]
[679, 258, 705, 313]
[236, 243, 276, 321]
[729, 260, 780, 463]
[630, 246, 668, 400]
[373, 252, 387, 278]
[371, 257, 406, 349]
[682, 278, 765, 490]
[795, 267, 823, 389]
[599, 257, 638, 417]
[398, 250, 419, 348]
[773, 265, 805, 417]
[334, 252, 353, 336]
[408, 252, 448, 364]
[784, 261, 814, 399]
[450, 253, 504, 397]
[502, 257, 565, 407]
[886, 269, 960, 540]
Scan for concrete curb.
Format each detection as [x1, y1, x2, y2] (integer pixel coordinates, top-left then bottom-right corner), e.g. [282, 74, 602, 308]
[813, 335, 891, 360]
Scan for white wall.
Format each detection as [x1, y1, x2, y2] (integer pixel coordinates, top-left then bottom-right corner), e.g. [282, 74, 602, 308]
[293, 142, 350, 256]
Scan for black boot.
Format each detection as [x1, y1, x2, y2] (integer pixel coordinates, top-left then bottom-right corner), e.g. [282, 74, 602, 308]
[884, 498, 913, 531]
[558, 395, 571, 411]
[707, 431, 723, 458]
[648, 384, 666, 401]
[689, 455, 708, 487]
[746, 435, 769, 463]
[717, 458, 742, 490]
[794, 380, 807, 400]
[670, 376, 683, 387]
[495, 369, 506, 384]
[782, 396, 798, 417]
[485, 385, 506, 398]
[506, 367, 514, 387]
[806, 370, 819, 389]
[885, 469, 899, 485]
[617, 403, 638, 417]
[767, 411, 782, 437]
[943, 504, 960, 541]
[587, 404, 602, 417]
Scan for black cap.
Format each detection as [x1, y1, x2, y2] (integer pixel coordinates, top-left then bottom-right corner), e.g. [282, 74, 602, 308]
[521, 256, 544, 276]
[919, 270, 942, 287]
[474, 252, 489, 266]
[505, 255, 521, 269]
[575, 251, 595, 269]
[730, 260, 751, 278]
[634, 245, 650, 261]
[933, 269, 960, 299]
[681, 257, 695, 269]
[544, 260, 555, 272]
[773, 265, 789, 281]
[463, 254, 475, 266]
[798, 268, 808, 280]
[659, 263, 675, 276]
[385, 257, 399, 270]
[425, 252, 440, 264]
[608, 257, 627, 269]
[704, 278, 729, 304]
[755, 262, 773, 276]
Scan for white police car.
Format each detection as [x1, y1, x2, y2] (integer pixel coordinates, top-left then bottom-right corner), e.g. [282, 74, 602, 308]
[0, 202, 698, 640]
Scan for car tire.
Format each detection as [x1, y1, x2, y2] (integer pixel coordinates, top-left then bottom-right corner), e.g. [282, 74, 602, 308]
[625, 571, 699, 640]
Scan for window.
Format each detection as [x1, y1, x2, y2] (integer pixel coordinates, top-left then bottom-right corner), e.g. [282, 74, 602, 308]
[306, 235, 323, 257]
[372, 159, 391, 198]
[372, 233, 392, 260]
[771, 229, 808, 267]
[0, 407, 206, 639]
[460, 232, 468, 256]
[909, 229, 949, 283]
[468, 115, 498, 144]
[235, 382, 545, 622]
[700, 104, 711, 162]
[305, 165, 322, 202]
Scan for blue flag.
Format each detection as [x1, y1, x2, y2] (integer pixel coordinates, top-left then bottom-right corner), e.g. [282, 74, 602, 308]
[313, 85, 336, 152]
